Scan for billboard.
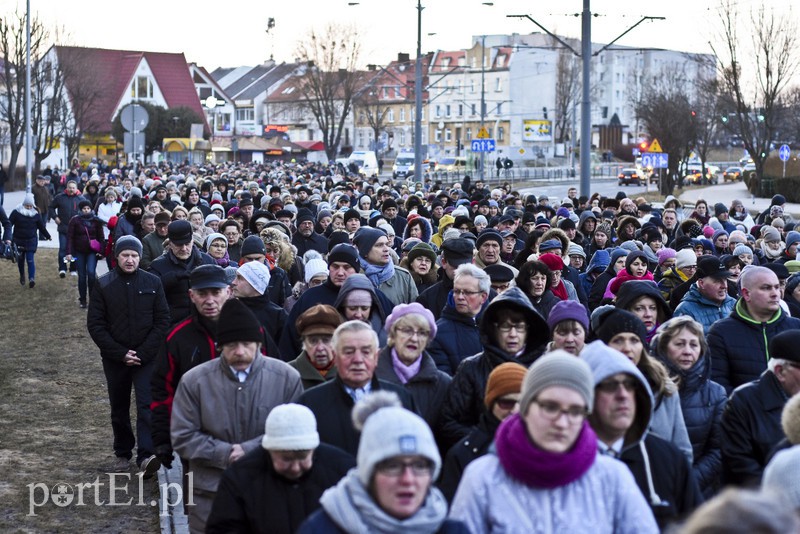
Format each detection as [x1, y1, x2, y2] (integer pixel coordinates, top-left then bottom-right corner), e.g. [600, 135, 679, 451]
[523, 119, 552, 142]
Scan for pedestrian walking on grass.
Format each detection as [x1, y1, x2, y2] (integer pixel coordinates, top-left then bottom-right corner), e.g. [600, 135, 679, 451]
[8, 194, 51, 287]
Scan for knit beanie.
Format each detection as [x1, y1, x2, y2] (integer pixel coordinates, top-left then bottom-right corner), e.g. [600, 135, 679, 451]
[114, 235, 143, 258]
[78, 199, 92, 211]
[408, 242, 437, 264]
[763, 447, 800, 510]
[127, 196, 144, 211]
[733, 244, 752, 257]
[594, 308, 648, 347]
[353, 392, 441, 485]
[237, 261, 271, 295]
[216, 298, 263, 346]
[714, 202, 728, 216]
[327, 243, 360, 270]
[473, 214, 488, 227]
[261, 404, 319, 451]
[595, 223, 612, 238]
[204, 213, 221, 225]
[386, 302, 437, 339]
[546, 300, 589, 332]
[657, 248, 676, 266]
[567, 243, 587, 259]
[353, 227, 386, 259]
[539, 252, 564, 272]
[205, 232, 226, 250]
[240, 235, 267, 257]
[304, 258, 329, 284]
[762, 226, 781, 243]
[711, 229, 729, 245]
[786, 231, 800, 249]
[539, 239, 562, 253]
[519, 351, 595, 416]
[484, 362, 528, 409]
[23, 193, 35, 207]
[675, 248, 697, 269]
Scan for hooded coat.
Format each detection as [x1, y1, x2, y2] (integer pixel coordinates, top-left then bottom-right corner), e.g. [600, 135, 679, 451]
[580, 249, 610, 297]
[588, 248, 627, 310]
[438, 287, 549, 448]
[333, 274, 389, 347]
[583, 342, 703, 529]
[402, 216, 434, 243]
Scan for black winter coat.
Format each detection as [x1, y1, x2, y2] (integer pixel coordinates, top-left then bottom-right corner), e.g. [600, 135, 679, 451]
[707, 300, 800, 393]
[416, 275, 454, 321]
[720, 370, 788, 486]
[438, 412, 500, 503]
[66, 214, 105, 255]
[267, 264, 292, 307]
[439, 287, 549, 448]
[9, 206, 50, 250]
[206, 444, 355, 534]
[86, 267, 170, 364]
[588, 266, 616, 311]
[238, 293, 287, 358]
[657, 349, 726, 496]
[427, 304, 483, 376]
[292, 231, 328, 258]
[147, 247, 215, 323]
[375, 346, 451, 432]
[298, 510, 468, 534]
[621, 434, 703, 530]
[48, 191, 86, 233]
[298, 376, 416, 456]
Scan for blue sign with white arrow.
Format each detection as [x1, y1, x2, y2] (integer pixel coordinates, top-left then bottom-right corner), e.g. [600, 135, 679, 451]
[641, 152, 669, 169]
[779, 144, 791, 162]
[471, 139, 496, 152]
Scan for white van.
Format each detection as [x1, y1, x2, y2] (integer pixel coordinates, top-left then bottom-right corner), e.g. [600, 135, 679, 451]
[348, 151, 379, 177]
[392, 152, 415, 178]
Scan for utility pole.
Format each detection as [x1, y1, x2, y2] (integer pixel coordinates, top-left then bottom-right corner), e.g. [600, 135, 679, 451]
[480, 35, 486, 182]
[25, 0, 32, 192]
[413, 0, 424, 182]
[579, 0, 591, 197]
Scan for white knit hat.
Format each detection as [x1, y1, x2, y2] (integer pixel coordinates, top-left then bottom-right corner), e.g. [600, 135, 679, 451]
[237, 261, 271, 295]
[353, 392, 441, 485]
[675, 248, 697, 270]
[262, 404, 320, 451]
[304, 258, 329, 284]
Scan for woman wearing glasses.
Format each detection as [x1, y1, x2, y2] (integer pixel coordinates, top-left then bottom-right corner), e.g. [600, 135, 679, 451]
[299, 392, 468, 533]
[205, 233, 233, 267]
[439, 286, 550, 450]
[375, 303, 451, 430]
[451, 351, 657, 533]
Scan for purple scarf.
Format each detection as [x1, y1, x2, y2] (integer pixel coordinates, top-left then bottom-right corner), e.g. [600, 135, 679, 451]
[495, 413, 597, 489]
[391, 348, 421, 384]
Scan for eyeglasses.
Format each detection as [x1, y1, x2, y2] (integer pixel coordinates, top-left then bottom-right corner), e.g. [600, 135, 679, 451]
[596, 377, 637, 394]
[305, 335, 332, 346]
[531, 399, 587, 424]
[496, 322, 527, 333]
[395, 326, 430, 338]
[375, 459, 433, 477]
[209, 243, 227, 249]
[495, 397, 519, 410]
[453, 288, 483, 297]
[492, 283, 510, 292]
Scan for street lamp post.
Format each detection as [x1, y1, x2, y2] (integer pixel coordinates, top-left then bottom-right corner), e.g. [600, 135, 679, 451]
[479, 35, 486, 182]
[413, 0, 423, 183]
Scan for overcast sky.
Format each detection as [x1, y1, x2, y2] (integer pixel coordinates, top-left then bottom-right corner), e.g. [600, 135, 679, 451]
[2, 0, 795, 71]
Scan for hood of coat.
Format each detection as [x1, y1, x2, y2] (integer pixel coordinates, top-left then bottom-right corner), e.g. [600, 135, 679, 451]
[581, 340, 653, 453]
[586, 249, 611, 274]
[333, 273, 387, 321]
[540, 227, 570, 257]
[402, 216, 433, 243]
[578, 210, 597, 233]
[615, 280, 671, 320]
[603, 248, 628, 275]
[479, 286, 548, 352]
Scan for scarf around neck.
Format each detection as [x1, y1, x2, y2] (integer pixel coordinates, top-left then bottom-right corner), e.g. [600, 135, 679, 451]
[551, 281, 568, 300]
[391, 348, 422, 384]
[319, 469, 448, 534]
[360, 257, 395, 288]
[495, 413, 597, 489]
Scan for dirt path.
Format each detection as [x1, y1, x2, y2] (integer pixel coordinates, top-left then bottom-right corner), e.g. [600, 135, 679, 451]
[0, 249, 159, 533]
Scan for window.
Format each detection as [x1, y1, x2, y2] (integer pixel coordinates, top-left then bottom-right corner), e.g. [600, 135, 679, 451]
[496, 103, 502, 115]
[441, 57, 451, 69]
[388, 109, 395, 123]
[435, 130, 441, 142]
[358, 131, 365, 147]
[445, 129, 452, 142]
[495, 77, 502, 91]
[496, 54, 506, 67]
[445, 104, 451, 117]
[236, 108, 255, 121]
[601, 107, 609, 119]
[470, 80, 476, 93]
[399, 131, 406, 145]
[435, 105, 441, 118]
[498, 127, 505, 142]
[458, 57, 466, 67]
[458, 104, 463, 117]
[400, 108, 406, 122]
[471, 103, 476, 116]
[466, 127, 472, 140]
[130, 76, 153, 99]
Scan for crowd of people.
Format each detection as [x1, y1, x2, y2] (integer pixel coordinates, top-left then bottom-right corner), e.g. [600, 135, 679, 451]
[4, 157, 800, 533]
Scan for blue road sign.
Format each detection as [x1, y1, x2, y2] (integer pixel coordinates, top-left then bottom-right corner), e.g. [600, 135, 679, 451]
[470, 138, 496, 152]
[779, 144, 791, 162]
[641, 152, 669, 169]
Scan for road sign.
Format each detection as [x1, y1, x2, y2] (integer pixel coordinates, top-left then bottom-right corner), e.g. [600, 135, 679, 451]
[641, 152, 669, 169]
[120, 104, 149, 132]
[632, 148, 641, 156]
[471, 139, 496, 152]
[123, 132, 145, 154]
[476, 127, 490, 139]
[518, 147, 526, 155]
[779, 144, 791, 162]
[647, 138, 663, 153]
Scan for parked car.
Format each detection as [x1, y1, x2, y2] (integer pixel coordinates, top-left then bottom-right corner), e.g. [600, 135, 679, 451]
[742, 163, 757, 180]
[723, 166, 742, 182]
[618, 168, 642, 186]
[436, 156, 467, 174]
[392, 153, 415, 179]
[683, 164, 720, 185]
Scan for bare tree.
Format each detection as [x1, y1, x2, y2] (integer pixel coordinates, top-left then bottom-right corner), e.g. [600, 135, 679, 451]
[0, 10, 46, 181]
[635, 79, 697, 195]
[691, 73, 723, 183]
[553, 46, 580, 144]
[294, 23, 363, 161]
[30, 48, 67, 171]
[711, 0, 799, 181]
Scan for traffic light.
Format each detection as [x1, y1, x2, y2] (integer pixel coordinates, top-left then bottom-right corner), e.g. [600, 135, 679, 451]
[639, 141, 648, 151]
[691, 110, 696, 117]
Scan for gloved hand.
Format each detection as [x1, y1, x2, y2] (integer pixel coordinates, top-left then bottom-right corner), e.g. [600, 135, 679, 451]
[154, 445, 174, 470]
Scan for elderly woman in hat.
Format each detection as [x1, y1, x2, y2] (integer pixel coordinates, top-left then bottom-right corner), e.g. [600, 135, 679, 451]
[450, 351, 657, 532]
[375, 303, 451, 430]
[399, 242, 439, 293]
[298, 392, 467, 533]
[546, 300, 589, 355]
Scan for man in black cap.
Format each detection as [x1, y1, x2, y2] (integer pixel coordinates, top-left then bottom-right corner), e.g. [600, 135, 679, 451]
[151, 264, 232, 471]
[292, 208, 328, 257]
[417, 237, 476, 320]
[343, 208, 362, 234]
[720, 330, 800, 486]
[87, 235, 170, 477]
[171, 299, 303, 533]
[141, 211, 171, 270]
[474, 229, 519, 276]
[484, 263, 515, 294]
[380, 198, 407, 237]
[149, 219, 215, 322]
[114, 196, 145, 240]
[674, 256, 737, 335]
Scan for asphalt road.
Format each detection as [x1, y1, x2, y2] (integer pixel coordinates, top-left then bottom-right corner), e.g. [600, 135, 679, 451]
[517, 178, 653, 202]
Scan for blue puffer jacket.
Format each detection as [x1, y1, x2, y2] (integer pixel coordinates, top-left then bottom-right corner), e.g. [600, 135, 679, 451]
[708, 299, 800, 393]
[673, 283, 736, 335]
[654, 344, 727, 497]
[580, 249, 610, 297]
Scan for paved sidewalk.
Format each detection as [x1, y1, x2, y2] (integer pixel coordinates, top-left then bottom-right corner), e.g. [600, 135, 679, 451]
[678, 181, 800, 217]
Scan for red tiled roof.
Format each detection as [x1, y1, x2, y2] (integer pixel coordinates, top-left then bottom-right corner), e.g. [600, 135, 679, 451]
[55, 46, 208, 135]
